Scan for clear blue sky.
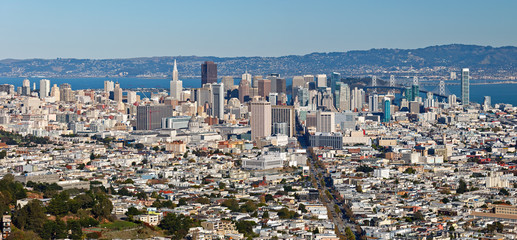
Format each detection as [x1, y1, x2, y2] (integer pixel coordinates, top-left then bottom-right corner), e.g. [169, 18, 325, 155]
[1, 0, 516, 59]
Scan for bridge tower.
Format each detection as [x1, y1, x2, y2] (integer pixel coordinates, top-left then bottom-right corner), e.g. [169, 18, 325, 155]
[439, 80, 445, 96]
[371, 76, 377, 93]
[389, 75, 395, 95]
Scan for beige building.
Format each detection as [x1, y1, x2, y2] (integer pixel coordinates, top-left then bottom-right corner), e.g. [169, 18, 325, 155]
[250, 100, 271, 140]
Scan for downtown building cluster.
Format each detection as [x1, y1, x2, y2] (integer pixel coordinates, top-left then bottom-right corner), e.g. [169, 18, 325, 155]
[0, 61, 516, 239]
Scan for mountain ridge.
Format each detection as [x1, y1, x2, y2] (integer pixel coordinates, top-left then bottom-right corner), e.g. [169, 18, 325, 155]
[1, 44, 516, 79]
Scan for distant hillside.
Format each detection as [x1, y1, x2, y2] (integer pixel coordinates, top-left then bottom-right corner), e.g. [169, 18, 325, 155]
[0, 44, 516, 79]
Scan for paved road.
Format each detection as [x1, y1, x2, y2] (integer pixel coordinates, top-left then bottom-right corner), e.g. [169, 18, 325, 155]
[307, 150, 358, 237]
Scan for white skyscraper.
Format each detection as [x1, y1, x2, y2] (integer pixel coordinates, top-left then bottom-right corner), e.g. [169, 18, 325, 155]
[127, 91, 137, 104]
[316, 74, 327, 88]
[104, 80, 114, 92]
[242, 70, 252, 86]
[39, 79, 50, 98]
[170, 60, 183, 100]
[351, 87, 365, 111]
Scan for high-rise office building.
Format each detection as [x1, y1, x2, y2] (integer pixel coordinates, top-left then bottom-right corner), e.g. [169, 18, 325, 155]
[211, 83, 224, 120]
[334, 82, 350, 111]
[483, 96, 491, 108]
[303, 75, 314, 86]
[448, 94, 457, 106]
[238, 78, 250, 103]
[50, 84, 60, 101]
[39, 79, 50, 98]
[59, 83, 74, 102]
[351, 87, 365, 111]
[114, 82, 123, 103]
[136, 105, 173, 130]
[297, 87, 309, 106]
[316, 111, 335, 133]
[21, 79, 31, 96]
[104, 80, 114, 92]
[127, 91, 137, 105]
[170, 60, 183, 100]
[201, 61, 218, 85]
[383, 98, 391, 122]
[268, 92, 278, 105]
[252, 75, 262, 88]
[251, 100, 271, 139]
[330, 72, 340, 92]
[461, 68, 470, 105]
[271, 105, 295, 137]
[242, 71, 252, 86]
[222, 76, 235, 93]
[258, 79, 271, 98]
[316, 74, 327, 88]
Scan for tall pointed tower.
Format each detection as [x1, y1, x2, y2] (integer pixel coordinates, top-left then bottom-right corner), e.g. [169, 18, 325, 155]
[170, 59, 183, 100]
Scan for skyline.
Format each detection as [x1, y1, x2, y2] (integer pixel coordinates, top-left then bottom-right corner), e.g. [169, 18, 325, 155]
[1, 0, 517, 59]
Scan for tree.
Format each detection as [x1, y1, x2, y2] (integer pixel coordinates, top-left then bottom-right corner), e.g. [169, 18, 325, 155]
[499, 188, 509, 196]
[47, 191, 70, 216]
[356, 184, 363, 193]
[404, 168, 416, 174]
[92, 193, 113, 220]
[125, 207, 142, 217]
[178, 198, 188, 206]
[196, 197, 210, 205]
[0, 150, 6, 159]
[136, 191, 148, 200]
[13, 200, 47, 232]
[457, 179, 468, 194]
[222, 199, 240, 212]
[40, 220, 67, 240]
[67, 220, 83, 240]
[239, 201, 257, 213]
[345, 227, 356, 240]
[159, 213, 199, 240]
[414, 211, 425, 221]
[262, 211, 269, 219]
[235, 221, 258, 238]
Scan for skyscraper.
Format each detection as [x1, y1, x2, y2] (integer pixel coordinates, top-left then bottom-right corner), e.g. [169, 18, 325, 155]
[330, 72, 340, 92]
[316, 111, 335, 133]
[351, 87, 365, 111]
[258, 79, 271, 98]
[383, 98, 391, 122]
[238, 78, 249, 103]
[251, 100, 272, 139]
[201, 61, 217, 85]
[271, 105, 295, 137]
[316, 74, 327, 88]
[211, 83, 224, 120]
[114, 82, 123, 103]
[136, 105, 173, 130]
[334, 82, 350, 111]
[39, 79, 50, 98]
[242, 71, 252, 86]
[50, 84, 60, 101]
[127, 91, 137, 104]
[104, 80, 114, 92]
[59, 83, 74, 102]
[222, 76, 234, 92]
[461, 68, 470, 105]
[170, 60, 183, 100]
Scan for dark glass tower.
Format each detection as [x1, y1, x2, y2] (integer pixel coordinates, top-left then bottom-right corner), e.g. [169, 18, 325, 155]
[201, 61, 218, 85]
